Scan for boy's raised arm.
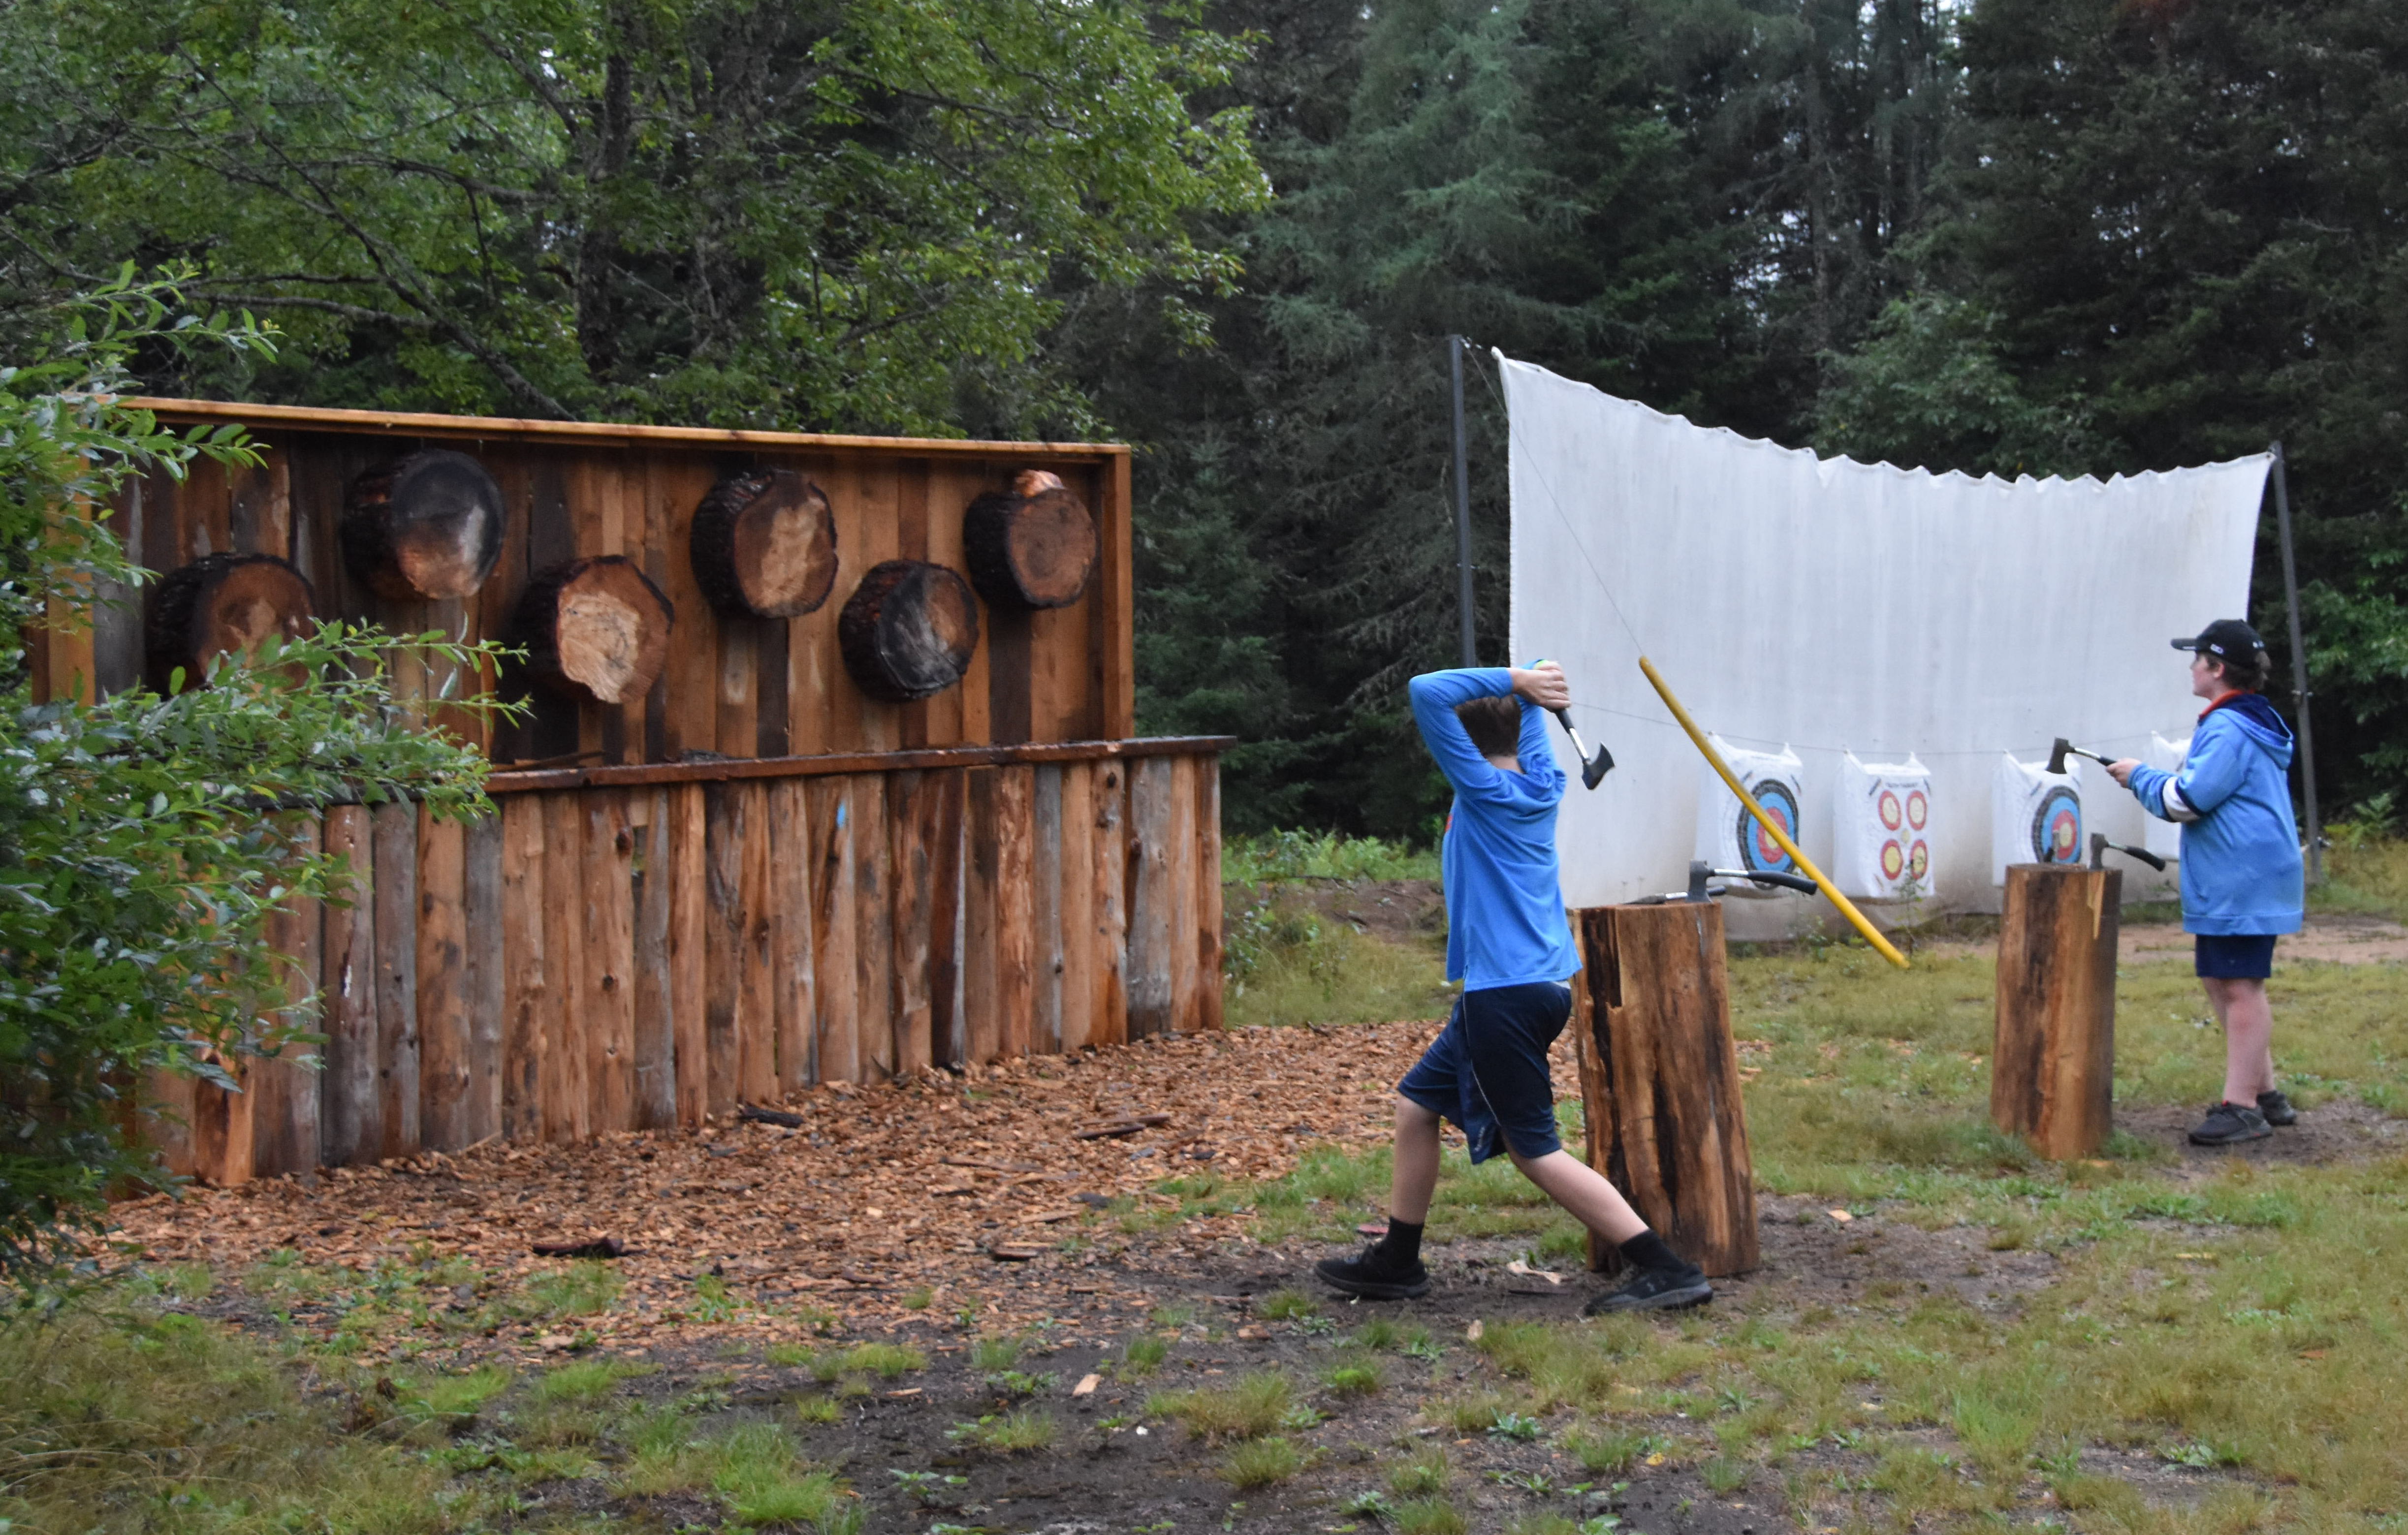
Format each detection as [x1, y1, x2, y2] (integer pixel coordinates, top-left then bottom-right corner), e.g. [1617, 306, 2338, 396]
[1409, 667, 1516, 791]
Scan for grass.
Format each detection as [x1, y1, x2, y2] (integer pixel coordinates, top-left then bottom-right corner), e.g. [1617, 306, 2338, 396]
[1147, 1370, 1297, 1441]
[1119, 1333, 1169, 1375]
[809, 1341, 925, 1382]
[1222, 828, 1437, 883]
[1220, 1434, 1306, 1487]
[1223, 896, 1455, 1029]
[948, 1407, 1057, 1453]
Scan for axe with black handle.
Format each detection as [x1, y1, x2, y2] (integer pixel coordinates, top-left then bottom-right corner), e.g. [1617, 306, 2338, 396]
[2089, 833, 2167, 873]
[2047, 737, 2115, 775]
[1527, 658, 1614, 789]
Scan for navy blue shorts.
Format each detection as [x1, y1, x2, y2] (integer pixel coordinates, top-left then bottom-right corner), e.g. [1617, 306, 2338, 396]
[1397, 980, 1573, 1164]
[2196, 934, 2278, 979]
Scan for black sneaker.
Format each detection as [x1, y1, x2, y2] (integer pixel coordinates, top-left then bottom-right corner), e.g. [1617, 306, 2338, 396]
[1583, 1264, 1713, 1316]
[2257, 1089, 2298, 1127]
[1314, 1246, 1430, 1300]
[2188, 1100, 2273, 1146]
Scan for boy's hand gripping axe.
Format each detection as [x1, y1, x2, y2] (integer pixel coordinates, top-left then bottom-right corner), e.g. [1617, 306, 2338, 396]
[1526, 657, 1612, 789]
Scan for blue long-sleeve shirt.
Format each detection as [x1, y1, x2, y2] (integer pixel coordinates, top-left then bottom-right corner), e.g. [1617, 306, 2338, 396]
[2126, 693, 2304, 936]
[1408, 668, 1582, 990]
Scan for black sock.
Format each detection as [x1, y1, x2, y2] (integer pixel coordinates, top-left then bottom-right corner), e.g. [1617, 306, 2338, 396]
[1618, 1230, 1694, 1275]
[1374, 1219, 1425, 1270]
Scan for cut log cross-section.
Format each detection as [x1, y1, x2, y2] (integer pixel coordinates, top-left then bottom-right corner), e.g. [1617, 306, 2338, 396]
[342, 449, 505, 600]
[838, 559, 980, 702]
[963, 469, 1097, 610]
[691, 469, 839, 618]
[145, 552, 315, 692]
[512, 556, 675, 705]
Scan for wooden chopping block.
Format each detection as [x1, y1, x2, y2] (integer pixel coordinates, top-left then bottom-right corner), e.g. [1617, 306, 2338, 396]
[1992, 862, 2119, 1159]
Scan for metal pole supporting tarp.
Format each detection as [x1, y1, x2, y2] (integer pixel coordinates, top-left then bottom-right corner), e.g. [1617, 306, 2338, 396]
[2270, 442, 2322, 883]
[1449, 336, 1477, 668]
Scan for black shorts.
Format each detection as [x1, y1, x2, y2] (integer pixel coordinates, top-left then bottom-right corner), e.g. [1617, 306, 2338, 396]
[1396, 980, 1573, 1164]
[2195, 934, 2277, 979]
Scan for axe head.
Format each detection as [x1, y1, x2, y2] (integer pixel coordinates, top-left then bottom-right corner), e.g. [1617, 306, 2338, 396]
[2048, 737, 2073, 776]
[1580, 742, 1614, 790]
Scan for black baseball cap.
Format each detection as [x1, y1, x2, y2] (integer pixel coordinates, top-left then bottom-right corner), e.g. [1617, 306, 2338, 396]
[2172, 619, 2265, 661]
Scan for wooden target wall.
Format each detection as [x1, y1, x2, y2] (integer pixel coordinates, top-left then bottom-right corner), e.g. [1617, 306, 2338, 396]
[26, 399, 1228, 1187]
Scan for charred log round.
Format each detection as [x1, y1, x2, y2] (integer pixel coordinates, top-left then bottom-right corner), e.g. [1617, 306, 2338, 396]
[962, 469, 1096, 610]
[838, 560, 980, 702]
[145, 553, 316, 692]
[689, 468, 839, 618]
[510, 556, 675, 705]
[342, 450, 505, 600]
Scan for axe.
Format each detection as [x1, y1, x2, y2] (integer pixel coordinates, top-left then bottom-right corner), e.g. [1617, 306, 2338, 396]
[2047, 737, 2114, 775]
[1527, 658, 1613, 789]
[2090, 833, 2166, 873]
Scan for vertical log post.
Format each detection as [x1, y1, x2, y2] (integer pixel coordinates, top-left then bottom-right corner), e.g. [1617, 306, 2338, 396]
[1571, 903, 1760, 1278]
[1992, 863, 2120, 1159]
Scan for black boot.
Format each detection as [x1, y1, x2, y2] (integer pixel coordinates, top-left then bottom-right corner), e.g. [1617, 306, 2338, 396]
[1314, 1219, 1430, 1299]
[1584, 1231, 1712, 1316]
[2189, 1100, 2272, 1146]
[2256, 1089, 2298, 1127]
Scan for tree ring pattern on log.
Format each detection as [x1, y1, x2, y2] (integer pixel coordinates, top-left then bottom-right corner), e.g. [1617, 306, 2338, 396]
[689, 468, 839, 618]
[145, 552, 316, 692]
[510, 556, 675, 704]
[341, 449, 505, 600]
[962, 471, 1097, 610]
[838, 560, 980, 702]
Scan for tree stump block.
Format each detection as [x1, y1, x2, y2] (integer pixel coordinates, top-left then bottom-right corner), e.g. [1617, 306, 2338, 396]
[1570, 902, 1759, 1277]
[343, 450, 505, 600]
[838, 559, 980, 701]
[510, 556, 675, 704]
[1993, 863, 2119, 1158]
[145, 552, 316, 692]
[963, 469, 1097, 610]
[690, 468, 839, 618]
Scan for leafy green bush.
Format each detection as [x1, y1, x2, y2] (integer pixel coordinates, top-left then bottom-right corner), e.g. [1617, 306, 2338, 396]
[0, 274, 512, 1276]
[1224, 828, 1437, 884]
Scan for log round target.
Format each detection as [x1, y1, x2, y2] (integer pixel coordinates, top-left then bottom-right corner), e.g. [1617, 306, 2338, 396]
[145, 553, 316, 692]
[342, 450, 505, 600]
[690, 468, 839, 618]
[838, 560, 980, 702]
[962, 469, 1097, 610]
[509, 556, 675, 705]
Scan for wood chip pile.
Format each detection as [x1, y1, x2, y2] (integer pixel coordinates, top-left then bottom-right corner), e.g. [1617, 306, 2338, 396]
[110, 1021, 1449, 1358]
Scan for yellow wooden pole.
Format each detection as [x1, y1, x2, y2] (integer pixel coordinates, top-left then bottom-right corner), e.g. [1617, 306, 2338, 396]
[1638, 656, 1910, 970]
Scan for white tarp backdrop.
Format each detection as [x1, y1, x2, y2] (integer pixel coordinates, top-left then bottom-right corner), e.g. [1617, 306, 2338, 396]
[1500, 354, 2270, 924]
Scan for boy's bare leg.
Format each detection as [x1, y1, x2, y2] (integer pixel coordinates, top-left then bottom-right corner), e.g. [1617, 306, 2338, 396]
[1388, 1096, 1442, 1224]
[2204, 976, 2276, 1103]
[1508, 1148, 1647, 1245]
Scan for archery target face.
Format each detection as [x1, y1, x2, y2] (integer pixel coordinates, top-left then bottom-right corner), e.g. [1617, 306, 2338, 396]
[2031, 786, 2082, 864]
[1878, 789, 1903, 831]
[1909, 840, 1930, 880]
[1738, 778, 1802, 874]
[1906, 789, 1929, 831]
[1880, 840, 1905, 879]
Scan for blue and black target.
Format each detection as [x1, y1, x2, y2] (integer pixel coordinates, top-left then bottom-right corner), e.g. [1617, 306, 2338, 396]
[2030, 785, 2082, 865]
[1736, 778, 1802, 875]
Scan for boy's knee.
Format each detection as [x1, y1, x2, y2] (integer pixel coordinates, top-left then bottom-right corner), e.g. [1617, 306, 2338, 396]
[1394, 1096, 1441, 1131]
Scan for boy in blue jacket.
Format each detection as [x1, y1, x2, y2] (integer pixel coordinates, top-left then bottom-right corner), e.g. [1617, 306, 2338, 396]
[2108, 619, 2305, 1146]
[1313, 662, 1711, 1314]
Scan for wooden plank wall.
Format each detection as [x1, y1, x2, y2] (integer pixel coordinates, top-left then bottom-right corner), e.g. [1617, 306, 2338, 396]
[58, 421, 1133, 760]
[147, 751, 1221, 1185]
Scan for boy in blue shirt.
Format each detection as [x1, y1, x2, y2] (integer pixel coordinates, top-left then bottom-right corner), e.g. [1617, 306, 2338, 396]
[1314, 662, 1712, 1315]
[2107, 619, 2305, 1146]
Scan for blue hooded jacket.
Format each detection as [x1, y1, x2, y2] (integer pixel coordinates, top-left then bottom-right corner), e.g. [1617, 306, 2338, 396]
[1407, 668, 1582, 990]
[2126, 693, 2304, 936]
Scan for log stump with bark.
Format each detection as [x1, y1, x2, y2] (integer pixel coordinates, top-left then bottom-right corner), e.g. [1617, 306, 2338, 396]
[342, 449, 505, 600]
[689, 468, 839, 618]
[509, 556, 675, 705]
[963, 469, 1097, 610]
[838, 559, 980, 701]
[145, 552, 317, 692]
[1570, 902, 1759, 1277]
[1992, 863, 2119, 1159]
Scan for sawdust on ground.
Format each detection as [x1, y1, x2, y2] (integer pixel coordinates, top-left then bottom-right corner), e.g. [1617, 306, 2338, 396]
[107, 1022, 1445, 1363]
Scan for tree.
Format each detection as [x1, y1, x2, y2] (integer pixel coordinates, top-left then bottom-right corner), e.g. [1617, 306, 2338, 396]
[0, 0, 1267, 437]
[0, 274, 508, 1276]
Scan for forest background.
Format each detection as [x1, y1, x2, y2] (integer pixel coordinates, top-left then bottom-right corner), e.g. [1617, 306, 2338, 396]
[8, 0, 2402, 842]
